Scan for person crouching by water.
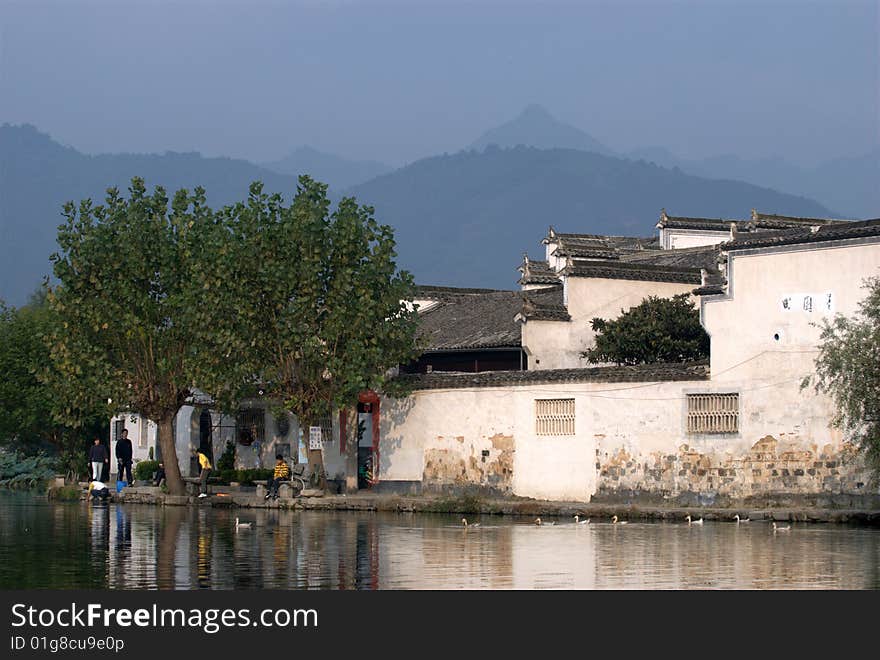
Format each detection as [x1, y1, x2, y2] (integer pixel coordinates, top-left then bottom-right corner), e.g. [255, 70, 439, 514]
[265, 454, 291, 500]
[153, 462, 166, 487]
[88, 479, 110, 501]
[193, 448, 212, 498]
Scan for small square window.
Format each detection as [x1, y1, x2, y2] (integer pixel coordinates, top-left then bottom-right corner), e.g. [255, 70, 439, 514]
[535, 399, 575, 435]
[687, 393, 739, 434]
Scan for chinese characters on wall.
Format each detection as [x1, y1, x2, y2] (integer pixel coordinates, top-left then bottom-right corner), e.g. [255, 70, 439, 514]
[780, 292, 834, 314]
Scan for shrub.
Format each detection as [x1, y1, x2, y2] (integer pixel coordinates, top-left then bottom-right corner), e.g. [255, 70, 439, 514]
[134, 460, 159, 481]
[48, 484, 82, 501]
[217, 441, 235, 471]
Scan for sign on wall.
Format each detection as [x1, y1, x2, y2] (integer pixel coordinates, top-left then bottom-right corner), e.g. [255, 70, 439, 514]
[309, 426, 323, 450]
[780, 292, 834, 315]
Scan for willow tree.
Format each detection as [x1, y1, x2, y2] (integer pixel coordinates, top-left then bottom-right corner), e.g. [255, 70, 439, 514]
[805, 277, 880, 480]
[47, 178, 214, 495]
[189, 177, 420, 489]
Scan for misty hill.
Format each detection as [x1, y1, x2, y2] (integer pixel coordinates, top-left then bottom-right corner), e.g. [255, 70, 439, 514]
[469, 104, 613, 156]
[0, 124, 301, 306]
[626, 146, 879, 219]
[262, 146, 391, 190]
[0, 124, 837, 307]
[347, 145, 835, 289]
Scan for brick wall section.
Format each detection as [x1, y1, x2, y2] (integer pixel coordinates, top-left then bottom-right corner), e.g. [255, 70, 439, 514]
[594, 434, 874, 506]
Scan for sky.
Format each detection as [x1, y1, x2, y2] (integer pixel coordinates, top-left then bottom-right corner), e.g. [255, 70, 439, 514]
[1, 0, 878, 167]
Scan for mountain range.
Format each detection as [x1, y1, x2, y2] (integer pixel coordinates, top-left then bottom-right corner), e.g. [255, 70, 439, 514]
[3, 106, 871, 306]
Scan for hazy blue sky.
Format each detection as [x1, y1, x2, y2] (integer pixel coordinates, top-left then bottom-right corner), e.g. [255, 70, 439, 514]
[1, 0, 877, 166]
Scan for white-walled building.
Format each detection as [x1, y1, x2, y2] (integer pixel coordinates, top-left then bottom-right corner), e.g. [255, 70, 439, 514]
[113, 209, 880, 506]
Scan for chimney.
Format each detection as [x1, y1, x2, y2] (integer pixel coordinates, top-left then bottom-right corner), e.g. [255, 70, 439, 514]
[729, 222, 738, 241]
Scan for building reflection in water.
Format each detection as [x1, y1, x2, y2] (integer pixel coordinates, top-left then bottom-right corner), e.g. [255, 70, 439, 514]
[63, 503, 880, 590]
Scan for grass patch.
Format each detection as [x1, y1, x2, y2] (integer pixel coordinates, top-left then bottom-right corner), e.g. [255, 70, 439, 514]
[47, 485, 82, 501]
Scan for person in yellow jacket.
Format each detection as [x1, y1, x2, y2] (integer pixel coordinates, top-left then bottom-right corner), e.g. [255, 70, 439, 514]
[266, 454, 291, 500]
[192, 448, 212, 498]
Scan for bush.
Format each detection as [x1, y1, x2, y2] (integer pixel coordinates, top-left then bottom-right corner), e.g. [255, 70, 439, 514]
[0, 450, 57, 489]
[134, 460, 159, 481]
[217, 441, 235, 471]
[48, 484, 82, 501]
[214, 468, 274, 486]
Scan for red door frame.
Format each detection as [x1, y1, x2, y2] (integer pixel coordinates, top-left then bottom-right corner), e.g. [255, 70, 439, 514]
[338, 390, 380, 486]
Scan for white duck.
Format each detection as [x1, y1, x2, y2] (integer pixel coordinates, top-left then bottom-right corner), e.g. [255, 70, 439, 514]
[573, 515, 590, 525]
[461, 517, 480, 528]
[772, 522, 791, 532]
[234, 517, 252, 531]
[534, 517, 555, 526]
[611, 515, 628, 525]
[734, 514, 750, 523]
[685, 515, 704, 526]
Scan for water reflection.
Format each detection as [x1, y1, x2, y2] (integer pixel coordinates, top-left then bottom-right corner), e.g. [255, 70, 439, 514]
[1, 494, 878, 590]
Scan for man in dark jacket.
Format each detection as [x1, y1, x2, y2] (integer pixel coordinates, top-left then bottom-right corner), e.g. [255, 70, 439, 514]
[88, 438, 108, 481]
[115, 429, 134, 484]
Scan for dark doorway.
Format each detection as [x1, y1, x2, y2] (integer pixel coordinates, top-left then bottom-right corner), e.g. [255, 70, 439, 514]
[198, 410, 214, 466]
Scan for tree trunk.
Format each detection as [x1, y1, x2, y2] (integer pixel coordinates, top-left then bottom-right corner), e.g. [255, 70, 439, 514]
[300, 421, 327, 491]
[344, 408, 358, 494]
[158, 416, 185, 495]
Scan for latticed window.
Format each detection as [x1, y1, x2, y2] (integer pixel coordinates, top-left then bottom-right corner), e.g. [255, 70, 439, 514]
[535, 399, 575, 436]
[235, 408, 265, 446]
[319, 414, 333, 443]
[687, 393, 739, 434]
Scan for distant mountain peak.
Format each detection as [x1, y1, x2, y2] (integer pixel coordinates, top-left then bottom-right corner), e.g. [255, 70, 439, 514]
[468, 105, 613, 156]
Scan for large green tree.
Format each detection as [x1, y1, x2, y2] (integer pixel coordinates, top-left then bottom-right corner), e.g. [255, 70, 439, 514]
[583, 294, 709, 366]
[189, 177, 420, 489]
[47, 178, 216, 494]
[0, 290, 103, 479]
[805, 277, 880, 479]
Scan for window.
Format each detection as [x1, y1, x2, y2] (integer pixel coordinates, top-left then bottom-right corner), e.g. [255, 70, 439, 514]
[319, 414, 333, 443]
[113, 419, 125, 444]
[535, 399, 575, 435]
[687, 393, 739, 434]
[235, 408, 265, 446]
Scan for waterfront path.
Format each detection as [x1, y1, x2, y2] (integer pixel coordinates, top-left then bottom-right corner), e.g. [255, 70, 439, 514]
[99, 486, 880, 524]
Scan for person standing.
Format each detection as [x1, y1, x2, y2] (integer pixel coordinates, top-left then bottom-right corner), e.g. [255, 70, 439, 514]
[193, 448, 212, 498]
[88, 438, 108, 481]
[115, 429, 134, 484]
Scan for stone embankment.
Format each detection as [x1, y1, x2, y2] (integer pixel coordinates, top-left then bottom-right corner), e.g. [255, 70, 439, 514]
[85, 485, 880, 525]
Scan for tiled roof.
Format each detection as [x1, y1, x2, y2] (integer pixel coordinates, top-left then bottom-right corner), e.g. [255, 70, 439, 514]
[751, 211, 851, 228]
[560, 260, 702, 284]
[397, 361, 710, 390]
[657, 214, 743, 232]
[620, 244, 721, 270]
[691, 283, 726, 296]
[721, 218, 880, 252]
[657, 209, 851, 233]
[416, 288, 524, 350]
[518, 258, 560, 286]
[519, 285, 570, 321]
[414, 285, 513, 300]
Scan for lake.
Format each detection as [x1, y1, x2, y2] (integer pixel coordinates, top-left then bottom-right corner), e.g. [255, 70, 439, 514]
[1, 493, 878, 589]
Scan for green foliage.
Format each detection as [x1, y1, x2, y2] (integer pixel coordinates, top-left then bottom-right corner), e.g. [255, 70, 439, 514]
[214, 468, 274, 486]
[216, 441, 235, 471]
[0, 450, 57, 489]
[148, 446, 154, 461]
[134, 460, 160, 481]
[187, 176, 421, 459]
[46, 178, 240, 494]
[47, 485, 82, 501]
[805, 277, 880, 480]
[583, 294, 709, 366]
